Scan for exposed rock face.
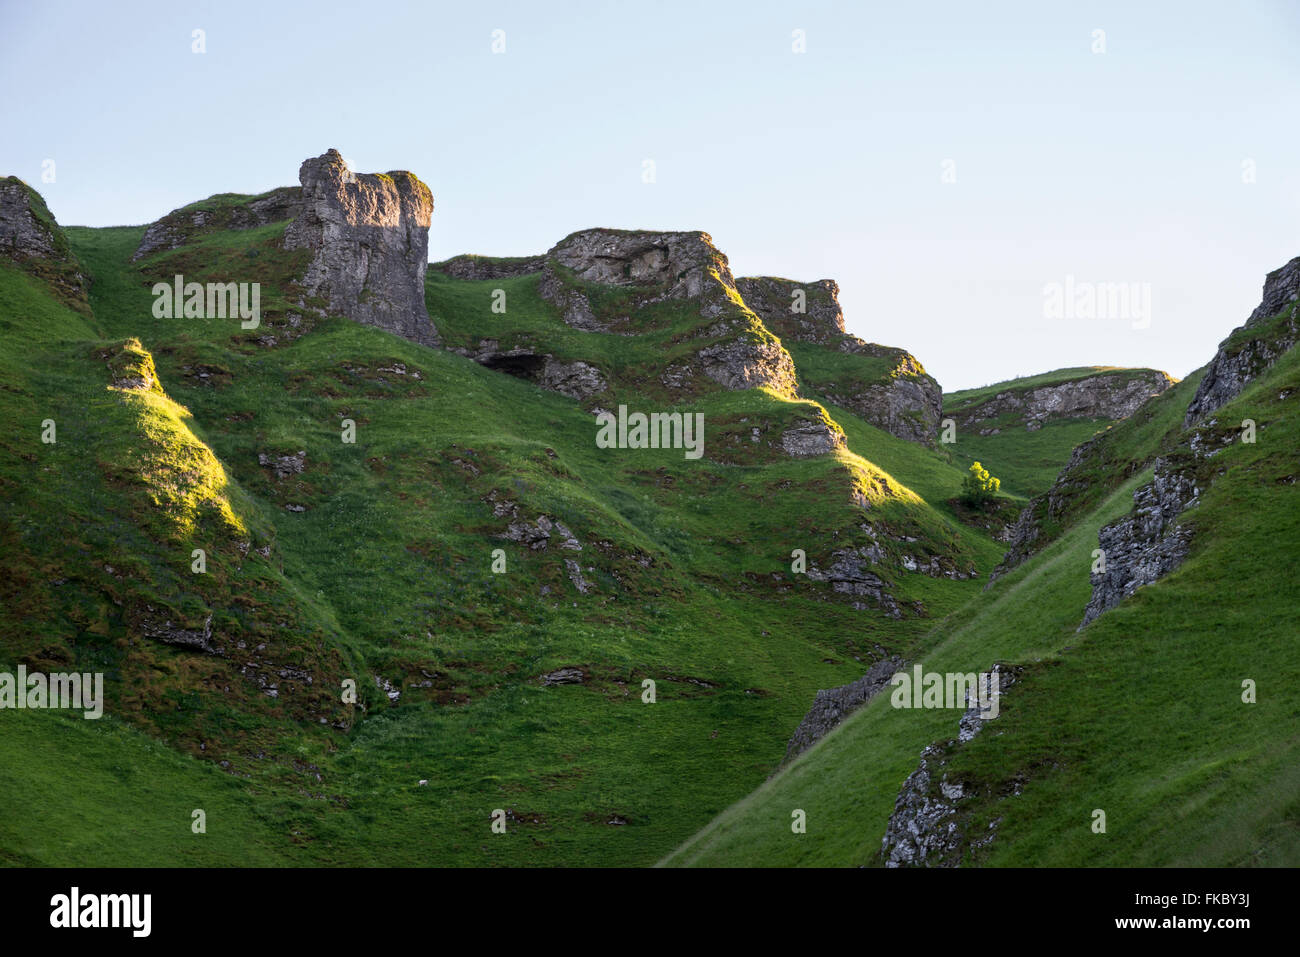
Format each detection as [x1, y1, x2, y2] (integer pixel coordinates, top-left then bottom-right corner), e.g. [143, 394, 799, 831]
[548, 229, 725, 299]
[1185, 257, 1300, 425]
[536, 357, 607, 400]
[0, 176, 87, 303]
[1247, 256, 1300, 324]
[0, 178, 65, 260]
[140, 611, 215, 653]
[735, 275, 941, 445]
[780, 419, 842, 457]
[735, 276, 844, 344]
[1080, 456, 1200, 627]
[806, 546, 901, 617]
[999, 258, 1300, 596]
[538, 228, 799, 397]
[430, 254, 545, 280]
[696, 337, 796, 393]
[880, 664, 1019, 867]
[783, 656, 902, 763]
[450, 341, 608, 400]
[284, 149, 439, 346]
[952, 370, 1174, 434]
[132, 187, 301, 261]
[500, 511, 583, 552]
[541, 667, 585, 686]
[830, 340, 943, 445]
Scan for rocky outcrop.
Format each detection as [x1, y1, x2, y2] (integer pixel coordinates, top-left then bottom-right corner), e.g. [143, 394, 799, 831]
[806, 546, 901, 617]
[547, 229, 726, 300]
[1, 178, 67, 261]
[140, 611, 215, 653]
[0, 176, 88, 304]
[826, 340, 943, 444]
[951, 370, 1174, 434]
[430, 254, 545, 280]
[780, 419, 843, 457]
[132, 187, 301, 261]
[735, 276, 844, 344]
[695, 337, 796, 393]
[1185, 257, 1300, 425]
[541, 667, 585, 686]
[998, 259, 1300, 591]
[258, 450, 307, 480]
[880, 664, 1019, 867]
[284, 149, 439, 346]
[735, 275, 941, 444]
[783, 656, 902, 763]
[537, 228, 798, 397]
[450, 341, 608, 400]
[1080, 456, 1201, 627]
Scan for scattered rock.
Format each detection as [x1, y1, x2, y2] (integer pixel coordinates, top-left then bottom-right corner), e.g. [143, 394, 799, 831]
[258, 450, 307, 480]
[541, 667, 585, 686]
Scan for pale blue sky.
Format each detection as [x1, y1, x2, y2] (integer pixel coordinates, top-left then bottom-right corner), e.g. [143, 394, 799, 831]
[3, 0, 1298, 390]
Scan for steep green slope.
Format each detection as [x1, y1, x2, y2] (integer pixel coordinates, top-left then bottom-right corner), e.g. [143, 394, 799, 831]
[665, 346, 1299, 867]
[660, 469, 1152, 866]
[1, 190, 1047, 866]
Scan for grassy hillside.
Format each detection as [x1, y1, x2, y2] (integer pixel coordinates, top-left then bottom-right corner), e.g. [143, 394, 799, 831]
[0, 194, 1083, 866]
[664, 346, 1299, 867]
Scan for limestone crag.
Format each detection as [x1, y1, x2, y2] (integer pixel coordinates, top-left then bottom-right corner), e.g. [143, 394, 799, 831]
[1185, 257, 1300, 425]
[736, 275, 942, 444]
[695, 337, 796, 393]
[829, 340, 943, 445]
[538, 228, 798, 397]
[548, 228, 727, 300]
[1080, 456, 1201, 627]
[284, 149, 438, 346]
[0, 178, 67, 261]
[780, 419, 843, 457]
[735, 276, 844, 344]
[0, 176, 88, 304]
[132, 187, 301, 261]
[953, 371, 1174, 434]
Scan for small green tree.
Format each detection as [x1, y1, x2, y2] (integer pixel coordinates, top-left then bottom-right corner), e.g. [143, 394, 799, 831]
[961, 460, 1001, 507]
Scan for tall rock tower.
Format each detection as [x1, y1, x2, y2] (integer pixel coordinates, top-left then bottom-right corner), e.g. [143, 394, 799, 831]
[284, 149, 439, 345]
